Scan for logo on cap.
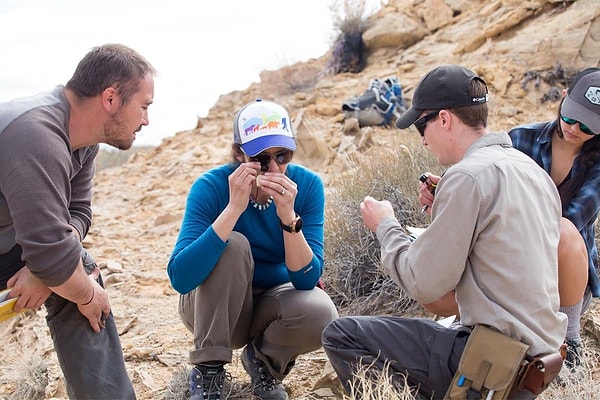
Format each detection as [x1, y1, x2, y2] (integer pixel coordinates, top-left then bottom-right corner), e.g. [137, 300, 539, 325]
[585, 86, 600, 106]
[472, 94, 489, 104]
[233, 100, 296, 156]
[240, 114, 289, 142]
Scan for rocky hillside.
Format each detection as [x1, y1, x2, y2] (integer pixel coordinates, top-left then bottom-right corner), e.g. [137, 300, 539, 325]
[126, 0, 599, 183]
[1, 0, 599, 399]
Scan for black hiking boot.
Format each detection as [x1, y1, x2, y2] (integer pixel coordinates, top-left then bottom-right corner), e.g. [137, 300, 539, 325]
[564, 338, 583, 372]
[241, 343, 288, 400]
[189, 364, 230, 400]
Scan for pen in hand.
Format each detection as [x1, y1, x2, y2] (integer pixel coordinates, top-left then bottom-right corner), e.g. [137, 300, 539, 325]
[419, 173, 437, 214]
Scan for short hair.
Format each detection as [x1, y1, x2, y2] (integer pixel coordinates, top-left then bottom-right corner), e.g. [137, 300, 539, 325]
[448, 78, 488, 128]
[65, 43, 156, 105]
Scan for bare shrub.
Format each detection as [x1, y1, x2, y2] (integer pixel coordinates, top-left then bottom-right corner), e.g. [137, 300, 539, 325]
[323, 133, 441, 315]
[330, 0, 376, 35]
[324, 0, 380, 75]
[521, 63, 581, 103]
[5, 352, 48, 400]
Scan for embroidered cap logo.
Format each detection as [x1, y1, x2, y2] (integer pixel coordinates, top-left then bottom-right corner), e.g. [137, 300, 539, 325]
[585, 86, 600, 106]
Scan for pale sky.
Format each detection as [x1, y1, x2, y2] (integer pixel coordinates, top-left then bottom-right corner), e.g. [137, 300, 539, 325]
[0, 0, 350, 146]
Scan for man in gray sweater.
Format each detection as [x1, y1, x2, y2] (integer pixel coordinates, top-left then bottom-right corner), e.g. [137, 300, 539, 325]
[322, 65, 567, 399]
[0, 43, 155, 399]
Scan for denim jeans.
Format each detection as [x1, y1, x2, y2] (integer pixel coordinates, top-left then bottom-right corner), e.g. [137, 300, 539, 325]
[2, 246, 136, 399]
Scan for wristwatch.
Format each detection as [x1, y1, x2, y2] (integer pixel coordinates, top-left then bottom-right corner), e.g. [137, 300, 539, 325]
[280, 214, 303, 233]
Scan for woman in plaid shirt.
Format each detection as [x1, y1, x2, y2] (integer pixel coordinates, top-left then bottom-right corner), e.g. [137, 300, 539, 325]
[509, 67, 600, 374]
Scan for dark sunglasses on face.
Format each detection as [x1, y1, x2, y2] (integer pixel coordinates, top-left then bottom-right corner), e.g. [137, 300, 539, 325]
[251, 150, 294, 171]
[560, 115, 595, 135]
[414, 111, 440, 137]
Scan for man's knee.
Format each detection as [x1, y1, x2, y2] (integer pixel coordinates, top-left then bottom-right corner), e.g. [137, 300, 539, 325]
[321, 319, 338, 347]
[322, 317, 354, 347]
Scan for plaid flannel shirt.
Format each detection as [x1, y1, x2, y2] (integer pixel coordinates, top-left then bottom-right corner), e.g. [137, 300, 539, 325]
[509, 121, 600, 297]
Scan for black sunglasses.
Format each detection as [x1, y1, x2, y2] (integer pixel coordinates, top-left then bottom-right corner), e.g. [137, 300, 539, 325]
[414, 111, 440, 137]
[560, 115, 595, 135]
[251, 150, 294, 171]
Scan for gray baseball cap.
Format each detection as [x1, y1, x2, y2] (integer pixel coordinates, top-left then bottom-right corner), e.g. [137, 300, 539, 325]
[396, 65, 488, 129]
[561, 67, 600, 135]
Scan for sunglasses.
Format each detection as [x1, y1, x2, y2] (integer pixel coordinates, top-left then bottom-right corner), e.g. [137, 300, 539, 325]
[560, 115, 595, 135]
[251, 150, 294, 171]
[414, 111, 440, 137]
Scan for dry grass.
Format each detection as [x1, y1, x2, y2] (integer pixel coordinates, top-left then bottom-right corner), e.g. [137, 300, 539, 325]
[329, 0, 374, 38]
[344, 359, 421, 400]
[323, 133, 441, 315]
[2, 350, 48, 400]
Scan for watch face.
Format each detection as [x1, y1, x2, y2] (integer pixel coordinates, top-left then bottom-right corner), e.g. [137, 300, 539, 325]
[281, 215, 302, 233]
[294, 217, 303, 232]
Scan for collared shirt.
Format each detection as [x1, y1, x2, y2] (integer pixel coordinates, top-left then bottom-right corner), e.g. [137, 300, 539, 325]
[509, 121, 600, 297]
[376, 132, 567, 356]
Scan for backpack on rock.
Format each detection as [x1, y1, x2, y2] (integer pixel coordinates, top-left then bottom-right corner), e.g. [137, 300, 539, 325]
[342, 76, 406, 127]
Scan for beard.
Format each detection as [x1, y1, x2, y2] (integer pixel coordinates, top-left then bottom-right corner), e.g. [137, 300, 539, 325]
[103, 112, 138, 150]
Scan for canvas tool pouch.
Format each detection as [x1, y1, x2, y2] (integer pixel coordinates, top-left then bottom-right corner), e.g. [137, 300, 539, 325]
[445, 324, 529, 399]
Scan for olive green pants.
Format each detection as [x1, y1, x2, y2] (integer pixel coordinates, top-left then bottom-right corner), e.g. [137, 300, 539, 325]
[179, 231, 338, 380]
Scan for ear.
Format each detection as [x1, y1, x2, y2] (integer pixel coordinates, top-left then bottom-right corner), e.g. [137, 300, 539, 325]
[101, 87, 118, 113]
[439, 109, 451, 129]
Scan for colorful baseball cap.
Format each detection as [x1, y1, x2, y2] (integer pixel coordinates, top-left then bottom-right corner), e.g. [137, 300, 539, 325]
[233, 99, 296, 156]
[561, 67, 600, 135]
[396, 65, 489, 129]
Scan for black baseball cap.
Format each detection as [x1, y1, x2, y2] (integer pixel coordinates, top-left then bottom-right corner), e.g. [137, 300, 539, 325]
[561, 67, 600, 135]
[396, 65, 489, 129]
